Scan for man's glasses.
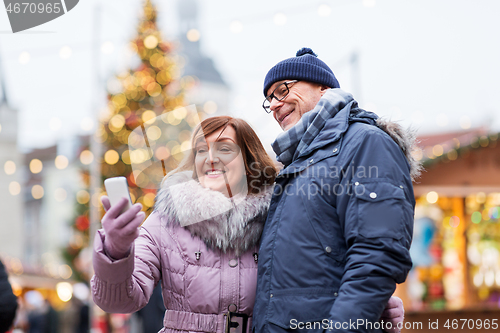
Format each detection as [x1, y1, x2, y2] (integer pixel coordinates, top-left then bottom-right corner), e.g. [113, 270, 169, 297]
[262, 80, 298, 113]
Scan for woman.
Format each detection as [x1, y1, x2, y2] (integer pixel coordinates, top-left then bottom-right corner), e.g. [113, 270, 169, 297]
[91, 116, 403, 333]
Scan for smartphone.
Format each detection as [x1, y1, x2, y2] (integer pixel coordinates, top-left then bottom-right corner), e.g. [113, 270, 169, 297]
[104, 176, 133, 214]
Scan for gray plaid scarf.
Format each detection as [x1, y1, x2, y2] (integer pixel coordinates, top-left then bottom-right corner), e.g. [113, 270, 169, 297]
[272, 89, 354, 166]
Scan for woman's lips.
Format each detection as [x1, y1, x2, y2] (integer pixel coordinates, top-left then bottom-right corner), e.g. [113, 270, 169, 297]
[205, 169, 225, 178]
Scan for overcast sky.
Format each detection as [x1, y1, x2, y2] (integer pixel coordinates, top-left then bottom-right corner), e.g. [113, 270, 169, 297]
[1, 0, 499, 152]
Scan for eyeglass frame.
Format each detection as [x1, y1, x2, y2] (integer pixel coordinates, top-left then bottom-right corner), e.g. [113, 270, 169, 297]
[262, 80, 299, 113]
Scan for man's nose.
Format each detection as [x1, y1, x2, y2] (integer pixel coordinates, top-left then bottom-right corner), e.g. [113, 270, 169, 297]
[269, 97, 283, 113]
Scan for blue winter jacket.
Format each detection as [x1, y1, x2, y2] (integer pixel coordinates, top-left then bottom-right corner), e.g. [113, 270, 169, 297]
[253, 92, 415, 332]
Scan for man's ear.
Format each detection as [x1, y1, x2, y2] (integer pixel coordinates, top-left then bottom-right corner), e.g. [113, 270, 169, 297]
[319, 85, 330, 96]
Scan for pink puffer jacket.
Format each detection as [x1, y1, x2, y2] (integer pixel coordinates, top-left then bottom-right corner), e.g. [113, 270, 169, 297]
[91, 172, 272, 333]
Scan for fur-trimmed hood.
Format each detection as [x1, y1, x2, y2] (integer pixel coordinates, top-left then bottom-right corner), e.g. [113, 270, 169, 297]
[153, 171, 273, 256]
[376, 118, 422, 181]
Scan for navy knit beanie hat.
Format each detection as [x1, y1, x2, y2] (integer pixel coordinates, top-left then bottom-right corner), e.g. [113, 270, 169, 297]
[263, 48, 340, 96]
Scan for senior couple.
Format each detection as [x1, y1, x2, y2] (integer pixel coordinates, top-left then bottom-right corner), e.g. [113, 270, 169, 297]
[91, 48, 417, 332]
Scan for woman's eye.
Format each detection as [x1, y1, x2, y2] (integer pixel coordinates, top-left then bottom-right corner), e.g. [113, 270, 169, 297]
[196, 147, 207, 154]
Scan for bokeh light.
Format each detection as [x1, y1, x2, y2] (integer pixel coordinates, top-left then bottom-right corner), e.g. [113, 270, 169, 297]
[426, 191, 439, 204]
[32, 185, 44, 199]
[144, 35, 159, 49]
[59, 265, 73, 279]
[146, 126, 161, 141]
[29, 159, 43, 174]
[54, 188, 67, 202]
[204, 101, 217, 114]
[104, 150, 120, 165]
[55, 155, 69, 169]
[109, 114, 125, 132]
[432, 145, 443, 157]
[142, 110, 156, 124]
[56, 282, 73, 302]
[9, 182, 21, 196]
[471, 211, 482, 224]
[80, 150, 94, 165]
[186, 29, 200, 42]
[4, 160, 16, 175]
[76, 190, 90, 204]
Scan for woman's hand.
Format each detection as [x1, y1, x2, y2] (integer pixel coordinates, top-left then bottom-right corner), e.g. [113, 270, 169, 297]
[381, 296, 404, 333]
[100, 196, 145, 260]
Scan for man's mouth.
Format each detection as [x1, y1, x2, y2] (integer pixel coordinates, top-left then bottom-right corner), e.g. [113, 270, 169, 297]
[279, 110, 293, 123]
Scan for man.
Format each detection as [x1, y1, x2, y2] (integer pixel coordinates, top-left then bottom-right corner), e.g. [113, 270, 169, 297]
[253, 48, 419, 332]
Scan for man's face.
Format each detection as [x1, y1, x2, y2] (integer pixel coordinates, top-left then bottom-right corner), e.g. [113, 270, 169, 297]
[267, 80, 327, 131]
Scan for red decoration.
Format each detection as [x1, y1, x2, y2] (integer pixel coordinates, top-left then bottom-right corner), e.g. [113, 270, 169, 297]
[75, 215, 90, 231]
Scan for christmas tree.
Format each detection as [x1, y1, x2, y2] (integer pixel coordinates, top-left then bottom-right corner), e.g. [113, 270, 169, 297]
[64, 0, 201, 281]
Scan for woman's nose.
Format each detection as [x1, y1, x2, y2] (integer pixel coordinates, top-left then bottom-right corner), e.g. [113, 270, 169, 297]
[206, 148, 220, 164]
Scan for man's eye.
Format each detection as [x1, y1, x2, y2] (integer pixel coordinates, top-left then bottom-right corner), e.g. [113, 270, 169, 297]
[276, 87, 286, 96]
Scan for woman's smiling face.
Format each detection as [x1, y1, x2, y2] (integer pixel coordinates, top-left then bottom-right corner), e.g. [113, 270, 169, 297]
[194, 125, 247, 197]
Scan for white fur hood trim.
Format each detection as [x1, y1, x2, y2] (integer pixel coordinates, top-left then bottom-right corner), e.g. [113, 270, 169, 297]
[153, 171, 273, 255]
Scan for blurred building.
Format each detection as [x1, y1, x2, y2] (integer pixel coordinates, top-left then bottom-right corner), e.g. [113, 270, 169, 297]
[0, 63, 24, 261]
[399, 128, 500, 332]
[176, 0, 230, 116]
